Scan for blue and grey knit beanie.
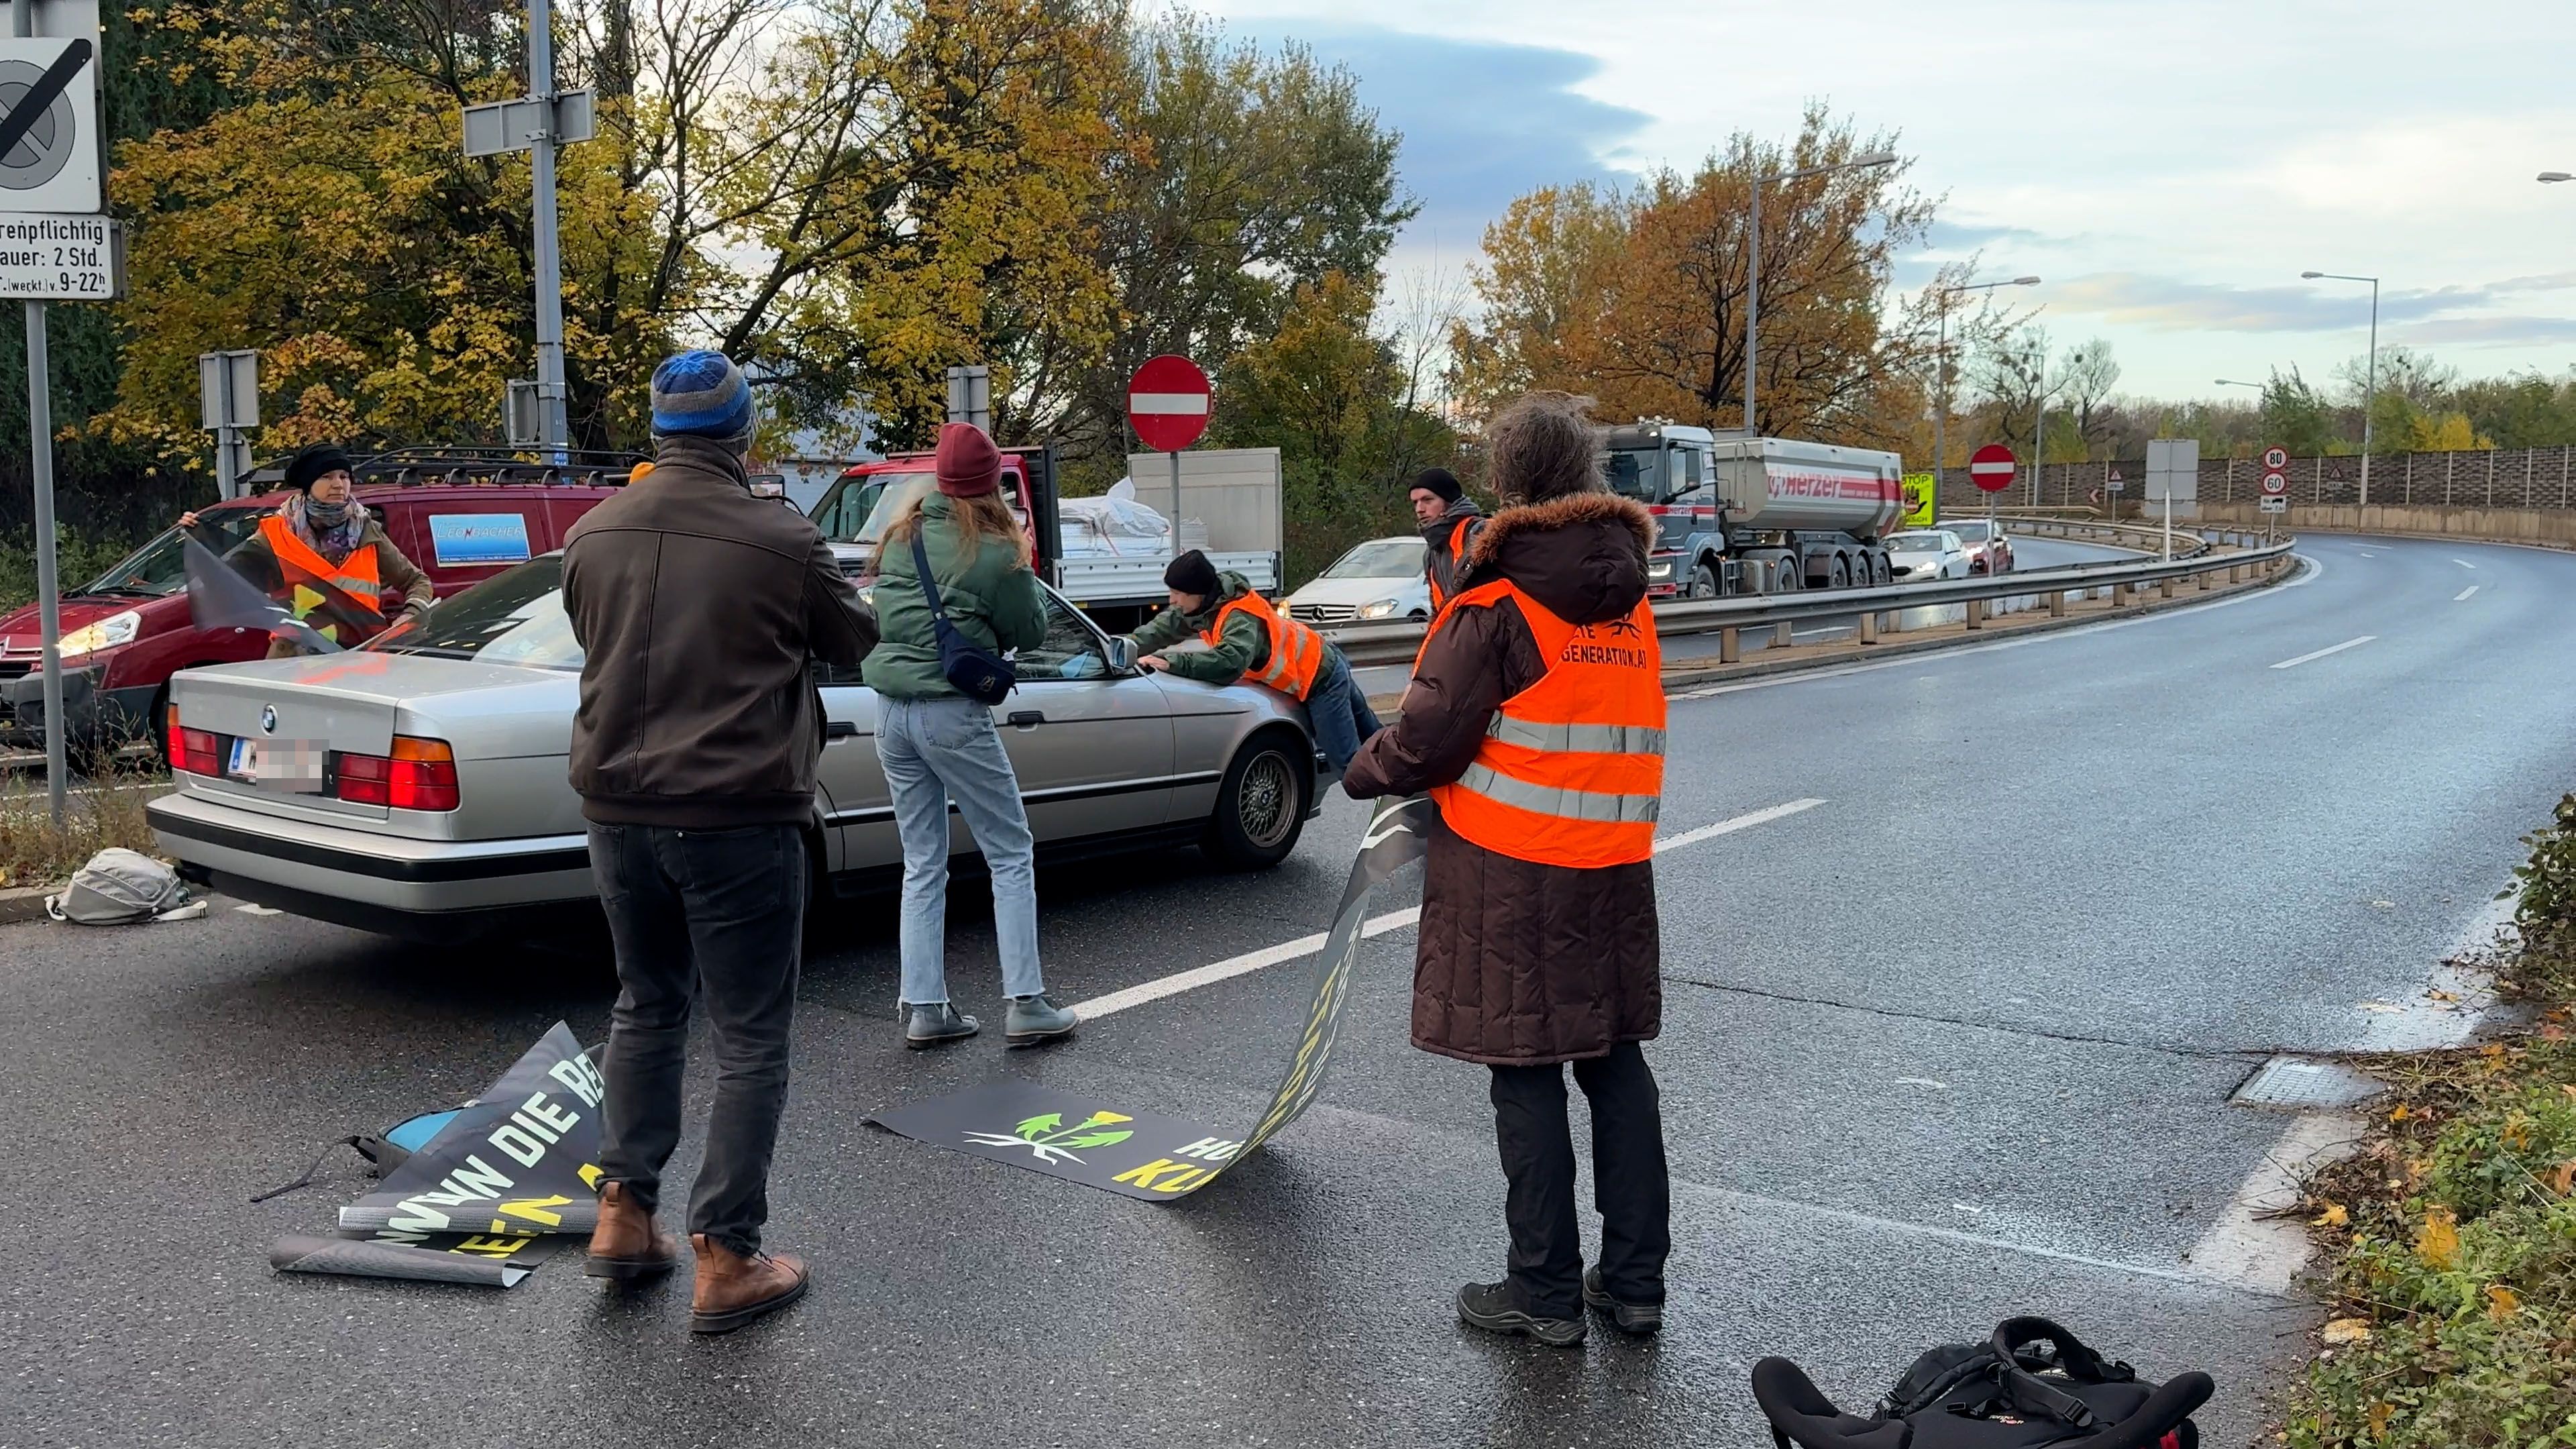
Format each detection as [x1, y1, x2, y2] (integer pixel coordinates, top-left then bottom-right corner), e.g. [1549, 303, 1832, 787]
[649, 350, 755, 447]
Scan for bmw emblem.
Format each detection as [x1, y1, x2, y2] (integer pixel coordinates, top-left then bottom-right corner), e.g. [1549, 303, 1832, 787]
[259, 704, 278, 735]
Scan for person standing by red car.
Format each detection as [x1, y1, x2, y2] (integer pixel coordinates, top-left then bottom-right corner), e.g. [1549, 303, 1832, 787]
[180, 441, 433, 655]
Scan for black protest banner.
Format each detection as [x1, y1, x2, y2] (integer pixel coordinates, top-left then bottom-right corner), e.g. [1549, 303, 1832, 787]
[266, 1023, 606, 1287]
[871, 795, 1435, 1201]
[271, 1232, 561, 1289]
[182, 535, 344, 656]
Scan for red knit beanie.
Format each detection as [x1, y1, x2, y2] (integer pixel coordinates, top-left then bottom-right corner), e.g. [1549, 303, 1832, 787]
[934, 422, 1002, 497]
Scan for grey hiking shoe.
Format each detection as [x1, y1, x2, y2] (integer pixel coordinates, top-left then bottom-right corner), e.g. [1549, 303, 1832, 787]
[1456, 1281, 1586, 1346]
[1004, 994, 1077, 1046]
[905, 1002, 980, 1049]
[1583, 1267, 1664, 1335]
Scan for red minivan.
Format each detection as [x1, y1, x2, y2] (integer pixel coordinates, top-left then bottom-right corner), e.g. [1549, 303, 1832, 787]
[0, 446, 641, 763]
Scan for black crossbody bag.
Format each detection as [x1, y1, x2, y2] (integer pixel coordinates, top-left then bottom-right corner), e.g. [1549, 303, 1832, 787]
[908, 529, 1016, 706]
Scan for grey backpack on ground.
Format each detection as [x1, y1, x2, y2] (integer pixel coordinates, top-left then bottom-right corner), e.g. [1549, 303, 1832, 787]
[46, 848, 207, 924]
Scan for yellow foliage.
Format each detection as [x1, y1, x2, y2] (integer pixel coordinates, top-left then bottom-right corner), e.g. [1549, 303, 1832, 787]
[2485, 1284, 2520, 1320]
[2414, 1205, 2459, 1269]
[2408, 411, 2492, 451]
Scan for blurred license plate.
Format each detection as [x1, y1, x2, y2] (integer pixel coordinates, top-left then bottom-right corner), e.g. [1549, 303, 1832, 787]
[227, 737, 327, 793]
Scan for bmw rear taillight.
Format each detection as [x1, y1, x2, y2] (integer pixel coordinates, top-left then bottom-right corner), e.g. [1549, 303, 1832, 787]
[335, 735, 460, 811]
[172, 724, 223, 776]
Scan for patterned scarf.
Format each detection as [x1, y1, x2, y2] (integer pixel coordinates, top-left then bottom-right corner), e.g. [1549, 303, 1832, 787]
[282, 492, 370, 564]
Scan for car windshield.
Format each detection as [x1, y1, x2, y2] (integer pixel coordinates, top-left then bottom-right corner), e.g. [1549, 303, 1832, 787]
[368, 556, 584, 670]
[1603, 447, 1665, 503]
[1947, 522, 1991, 541]
[1318, 538, 1426, 580]
[76, 510, 268, 598]
[1886, 533, 1949, 551]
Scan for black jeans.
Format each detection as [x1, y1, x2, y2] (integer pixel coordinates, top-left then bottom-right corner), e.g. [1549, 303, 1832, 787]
[590, 822, 806, 1256]
[1487, 1041, 1671, 1319]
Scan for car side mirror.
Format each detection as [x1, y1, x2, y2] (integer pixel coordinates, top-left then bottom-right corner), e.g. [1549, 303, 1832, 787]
[1104, 635, 1138, 674]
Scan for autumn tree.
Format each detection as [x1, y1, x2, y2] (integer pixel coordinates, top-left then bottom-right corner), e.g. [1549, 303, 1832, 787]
[1213, 270, 1458, 583]
[1455, 105, 1937, 445]
[1029, 17, 1411, 475]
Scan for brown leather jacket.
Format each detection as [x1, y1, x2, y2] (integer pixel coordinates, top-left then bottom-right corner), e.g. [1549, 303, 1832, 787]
[563, 435, 878, 827]
[1345, 491, 1662, 1066]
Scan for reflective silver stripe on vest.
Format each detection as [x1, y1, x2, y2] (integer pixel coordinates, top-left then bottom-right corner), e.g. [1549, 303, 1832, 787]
[1485, 712, 1666, 756]
[1456, 761, 1660, 824]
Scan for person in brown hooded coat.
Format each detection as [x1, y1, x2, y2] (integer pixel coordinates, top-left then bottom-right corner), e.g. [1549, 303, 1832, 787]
[1344, 390, 1670, 1346]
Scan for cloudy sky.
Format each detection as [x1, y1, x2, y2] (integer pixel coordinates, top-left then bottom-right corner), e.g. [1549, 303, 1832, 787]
[1207, 0, 2576, 402]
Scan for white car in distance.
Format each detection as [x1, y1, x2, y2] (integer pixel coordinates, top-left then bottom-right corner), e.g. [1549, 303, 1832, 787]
[1884, 529, 1971, 581]
[1283, 537, 1431, 626]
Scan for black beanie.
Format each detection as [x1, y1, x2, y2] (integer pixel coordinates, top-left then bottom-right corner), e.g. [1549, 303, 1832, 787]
[1164, 548, 1221, 598]
[1413, 467, 1463, 504]
[284, 442, 355, 493]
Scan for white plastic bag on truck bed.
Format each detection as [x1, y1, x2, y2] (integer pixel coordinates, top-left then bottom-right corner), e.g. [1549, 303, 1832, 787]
[46, 848, 206, 924]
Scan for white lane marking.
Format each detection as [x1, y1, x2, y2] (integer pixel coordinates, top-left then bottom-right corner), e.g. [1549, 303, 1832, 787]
[2179, 1114, 2365, 1293]
[2269, 635, 2375, 670]
[1070, 799, 1825, 1022]
[2455, 585, 2479, 602]
[233, 903, 281, 916]
[1669, 553, 2325, 701]
[2186, 890, 2512, 1291]
[2454, 558, 2477, 570]
[2357, 551, 2377, 558]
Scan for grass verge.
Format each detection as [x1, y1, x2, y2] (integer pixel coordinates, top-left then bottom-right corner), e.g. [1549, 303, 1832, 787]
[0, 763, 164, 888]
[2280, 793, 2576, 1448]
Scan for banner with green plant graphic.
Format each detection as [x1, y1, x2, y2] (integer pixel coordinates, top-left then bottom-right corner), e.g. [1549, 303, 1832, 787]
[870, 796, 1435, 1201]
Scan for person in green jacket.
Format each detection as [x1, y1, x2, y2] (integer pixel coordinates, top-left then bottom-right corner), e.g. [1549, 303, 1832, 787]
[1124, 549, 1383, 783]
[862, 423, 1075, 1049]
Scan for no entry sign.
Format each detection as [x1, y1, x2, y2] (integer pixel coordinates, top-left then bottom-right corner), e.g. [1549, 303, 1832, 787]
[1127, 354, 1212, 453]
[1969, 443, 2017, 494]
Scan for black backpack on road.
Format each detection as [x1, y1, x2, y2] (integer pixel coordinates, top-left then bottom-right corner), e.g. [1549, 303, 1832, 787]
[1752, 1317, 2211, 1449]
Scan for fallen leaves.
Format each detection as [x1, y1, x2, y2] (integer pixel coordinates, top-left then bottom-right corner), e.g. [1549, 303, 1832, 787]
[2322, 1317, 2374, 1346]
[2368, 1401, 2393, 1438]
[2311, 1202, 2350, 1229]
[2415, 1206, 2461, 1269]
[2389, 1104, 2411, 1122]
[2547, 1161, 2575, 1197]
[2486, 1284, 2521, 1320]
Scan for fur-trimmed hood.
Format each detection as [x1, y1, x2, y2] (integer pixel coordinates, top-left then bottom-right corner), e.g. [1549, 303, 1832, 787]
[1454, 491, 1654, 627]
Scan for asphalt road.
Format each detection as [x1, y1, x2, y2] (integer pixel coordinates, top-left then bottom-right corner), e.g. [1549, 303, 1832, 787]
[7, 533, 2572, 1448]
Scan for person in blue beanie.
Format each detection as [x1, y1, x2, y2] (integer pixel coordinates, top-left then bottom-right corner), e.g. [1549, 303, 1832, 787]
[562, 349, 878, 1334]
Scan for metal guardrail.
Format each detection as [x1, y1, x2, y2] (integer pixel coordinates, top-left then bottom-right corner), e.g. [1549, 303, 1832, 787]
[1326, 532, 2300, 667]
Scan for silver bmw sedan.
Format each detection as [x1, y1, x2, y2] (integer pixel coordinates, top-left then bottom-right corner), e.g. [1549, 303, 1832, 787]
[147, 551, 1323, 939]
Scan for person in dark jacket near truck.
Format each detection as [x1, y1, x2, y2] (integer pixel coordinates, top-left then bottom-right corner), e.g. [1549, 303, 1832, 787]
[1345, 390, 1671, 1347]
[1409, 466, 1485, 611]
[1125, 549, 1383, 781]
[563, 350, 878, 1334]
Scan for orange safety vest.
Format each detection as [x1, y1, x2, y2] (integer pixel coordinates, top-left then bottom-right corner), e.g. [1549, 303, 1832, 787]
[1424, 579, 1665, 868]
[258, 514, 384, 644]
[1203, 588, 1325, 701]
[1428, 516, 1477, 611]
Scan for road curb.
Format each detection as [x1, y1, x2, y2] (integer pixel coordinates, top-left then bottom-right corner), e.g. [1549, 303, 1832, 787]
[1363, 557, 2295, 711]
[0, 885, 54, 924]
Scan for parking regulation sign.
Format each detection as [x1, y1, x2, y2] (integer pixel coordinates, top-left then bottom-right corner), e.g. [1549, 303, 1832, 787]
[0, 1, 104, 216]
[0, 211, 117, 299]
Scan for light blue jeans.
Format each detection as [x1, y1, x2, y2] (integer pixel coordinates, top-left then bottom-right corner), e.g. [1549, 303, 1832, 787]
[874, 694, 1044, 1009]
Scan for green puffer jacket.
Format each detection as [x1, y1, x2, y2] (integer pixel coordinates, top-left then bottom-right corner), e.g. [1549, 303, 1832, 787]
[1126, 572, 1271, 685]
[860, 494, 1051, 700]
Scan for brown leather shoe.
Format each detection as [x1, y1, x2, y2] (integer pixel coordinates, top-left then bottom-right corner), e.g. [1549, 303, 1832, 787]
[582, 1181, 679, 1281]
[688, 1233, 809, 1334]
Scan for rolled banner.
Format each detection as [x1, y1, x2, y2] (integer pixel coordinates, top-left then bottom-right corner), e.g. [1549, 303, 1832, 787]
[183, 535, 343, 655]
[870, 794, 1438, 1201]
[270, 1234, 541, 1289]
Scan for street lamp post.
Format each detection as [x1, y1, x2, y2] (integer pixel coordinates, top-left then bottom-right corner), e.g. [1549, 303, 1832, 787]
[1930, 275, 2041, 519]
[2301, 270, 2379, 506]
[1746, 150, 1896, 435]
[2214, 378, 2264, 390]
[2030, 345, 2048, 508]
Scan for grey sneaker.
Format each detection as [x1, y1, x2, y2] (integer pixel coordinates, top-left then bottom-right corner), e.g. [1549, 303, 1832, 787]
[1004, 994, 1077, 1046]
[905, 1002, 980, 1049]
